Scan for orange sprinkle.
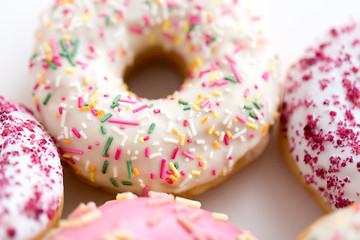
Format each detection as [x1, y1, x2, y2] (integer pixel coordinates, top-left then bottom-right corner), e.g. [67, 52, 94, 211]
[213, 141, 219, 149]
[89, 166, 96, 173]
[170, 175, 178, 183]
[46, 22, 52, 29]
[132, 168, 140, 176]
[75, 169, 82, 175]
[116, 15, 122, 21]
[55, 115, 60, 119]
[226, 131, 232, 139]
[201, 117, 208, 124]
[39, 72, 46, 85]
[262, 124, 268, 136]
[63, 139, 71, 144]
[79, 106, 90, 111]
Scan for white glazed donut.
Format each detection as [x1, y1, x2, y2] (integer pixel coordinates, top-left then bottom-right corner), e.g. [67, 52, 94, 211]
[281, 22, 360, 211]
[30, 0, 281, 196]
[45, 192, 257, 240]
[297, 203, 360, 240]
[0, 97, 63, 240]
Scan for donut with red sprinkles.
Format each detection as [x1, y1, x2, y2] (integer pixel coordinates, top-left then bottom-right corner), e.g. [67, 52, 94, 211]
[281, 22, 360, 212]
[0, 97, 63, 240]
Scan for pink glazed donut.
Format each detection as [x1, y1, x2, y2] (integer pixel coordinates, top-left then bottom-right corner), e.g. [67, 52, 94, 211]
[0, 97, 63, 240]
[281, 22, 360, 212]
[44, 192, 257, 240]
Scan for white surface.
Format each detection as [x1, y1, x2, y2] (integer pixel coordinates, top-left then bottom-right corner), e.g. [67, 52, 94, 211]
[0, 1, 359, 239]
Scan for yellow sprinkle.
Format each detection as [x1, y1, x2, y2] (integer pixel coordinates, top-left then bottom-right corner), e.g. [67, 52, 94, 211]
[66, 68, 75, 74]
[182, 22, 189, 32]
[79, 107, 90, 111]
[201, 117, 208, 124]
[62, 35, 71, 40]
[262, 124, 268, 136]
[195, 55, 203, 67]
[215, 131, 220, 136]
[211, 212, 228, 221]
[245, 97, 250, 102]
[46, 22, 52, 29]
[39, 72, 46, 85]
[213, 141, 219, 149]
[197, 94, 202, 99]
[222, 169, 227, 176]
[116, 192, 137, 201]
[192, 104, 200, 112]
[84, 76, 89, 85]
[180, 134, 185, 146]
[234, 118, 238, 123]
[63, 139, 71, 144]
[89, 166, 96, 173]
[212, 110, 218, 118]
[115, 15, 122, 21]
[162, 20, 171, 32]
[36, 34, 43, 41]
[202, 161, 207, 170]
[173, 35, 182, 43]
[170, 175, 178, 182]
[89, 172, 95, 182]
[226, 131, 232, 139]
[274, 112, 279, 121]
[33, 95, 38, 103]
[43, 43, 52, 53]
[139, 137, 144, 143]
[132, 168, 140, 176]
[195, 99, 204, 105]
[172, 129, 179, 136]
[208, 125, 215, 135]
[246, 122, 259, 130]
[82, 11, 93, 21]
[149, 33, 157, 45]
[62, 153, 72, 159]
[169, 162, 180, 178]
[269, 62, 275, 73]
[175, 197, 201, 208]
[238, 28, 245, 33]
[46, 54, 53, 62]
[204, 95, 212, 100]
[211, 0, 218, 5]
[210, 71, 218, 82]
[255, 91, 264, 100]
[97, 110, 104, 119]
[90, 91, 99, 100]
[213, 91, 221, 97]
[206, 13, 212, 22]
[191, 171, 201, 176]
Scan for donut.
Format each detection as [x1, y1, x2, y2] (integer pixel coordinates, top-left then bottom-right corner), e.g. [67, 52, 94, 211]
[280, 22, 360, 212]
[44, 191, 257, 240]
[0, 97, 63, 240]
[297, 203, 360, 240]
[29, 0, 281, 196]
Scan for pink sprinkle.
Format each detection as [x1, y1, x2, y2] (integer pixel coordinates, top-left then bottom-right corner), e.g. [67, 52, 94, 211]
[244, 88, 250, 97]
[95, 141, 100, 146]
[236, 114, 246, 123]
[195, 4, 203, 10]
[166, 178, 173, 184]
[62, 148, 83, 155]
[198, 162, 203, 167]
[42, 64, 49, 70]
[108, 119, 140, 125]
[160, 159, 166, 179]
[66, 40, 71, 49]
[50, 38, 59, 58]
[198, 69, 212, 78]
[154, 109, 160, 114]
[67, 158, 75, 165]
[201, 82, 206, 87]
[98, 12, 107, 17]
[120, 125, 126, 130]
[224, 135, 229, 145]
[142, 186, 150, 197]
[89, 45, 95, 52]
[115, 148, 121, 160]
[59, 107, 63, 114]
[189, 15, 200, 25]
[222, 8, 231, 15]
[180, 170, 186, 176]
[144, 136, 150, 141]
[167, 0, 177, 8]
[172, 148, 179, 159]
[209, 103, 214, 112]
[88, 145, 92, 150]
[150, 173, 156, 179]
[187, 139, 192, 143]
[133, 104, 147, 113]
[118, 99, 136, 104]
[166, 170, 174, 175]
[33, 83, 39, 91]
[230, 64, 242, 83]
[262, 71, 271, 81]
[117, 10, 123, 17]
[163, 33, 173, 41]
[53, 57, 62, 67]
[76, 60, 88, 70]
[200, 99, 210, 108]
[36, 103, 40, 112]
[211, 61, 218, 70]
[100, 32, 105, 38]
[108, 49, 116, 56]
[212, 170, 217, 176]
[183, 120, 188, 127]
[145, 147, 150, 157]
[251, 16, 261, 21]
[225, 54, 236, 64]
[78, 97, 83, 108]
[250, 134, 255, 138]
[91, 109, 98, 116]
[130, 26, 143, 34]
[234, 43, 244, 53]
[72, 128, 81, 138]
[182, 151, 195, 160]
[86, 53, 96, 59]
[143, 15, 150, 26]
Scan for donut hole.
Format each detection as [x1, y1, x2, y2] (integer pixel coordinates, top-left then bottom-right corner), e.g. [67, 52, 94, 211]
[124, 47, 187, 99]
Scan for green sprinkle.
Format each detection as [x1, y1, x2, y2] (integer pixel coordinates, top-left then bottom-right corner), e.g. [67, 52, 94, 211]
[100, 125, 106, 135]
[84, 103, 89, 107]
[71, 39, 80, 58]
[183, 106, 191, 111]
[210, 36, 216, 42]
[178, 100, 189, 105]
[249, 112, 257, 119]
[189, 24, 195, 32]
[43, 93, 51, 105]
[147, 103, 154, 108]
[122, 181, 133, 186]
[224, 76, 237, 83]
[59, 39, 76, 67]
[106, 15, 111, 26]
[46, 60, 57, 70]
[174, 162, 179, 169]
[112, 94, 122, 104]
[102, 135, 114, 157]
[148, 123, 156, 134]
[30, 53, 38, 62]
[127, 160, 133, 179]
[254, 101, 262, 110]
[59, 39, 68, 52]
[102, 160, 109, 174]
[110, 102, 119, 109]
[110, 178, 119, 187]
[145, 0, 151, 6]
[101, 113, 112, 123]
[244, 105, 253, 110]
